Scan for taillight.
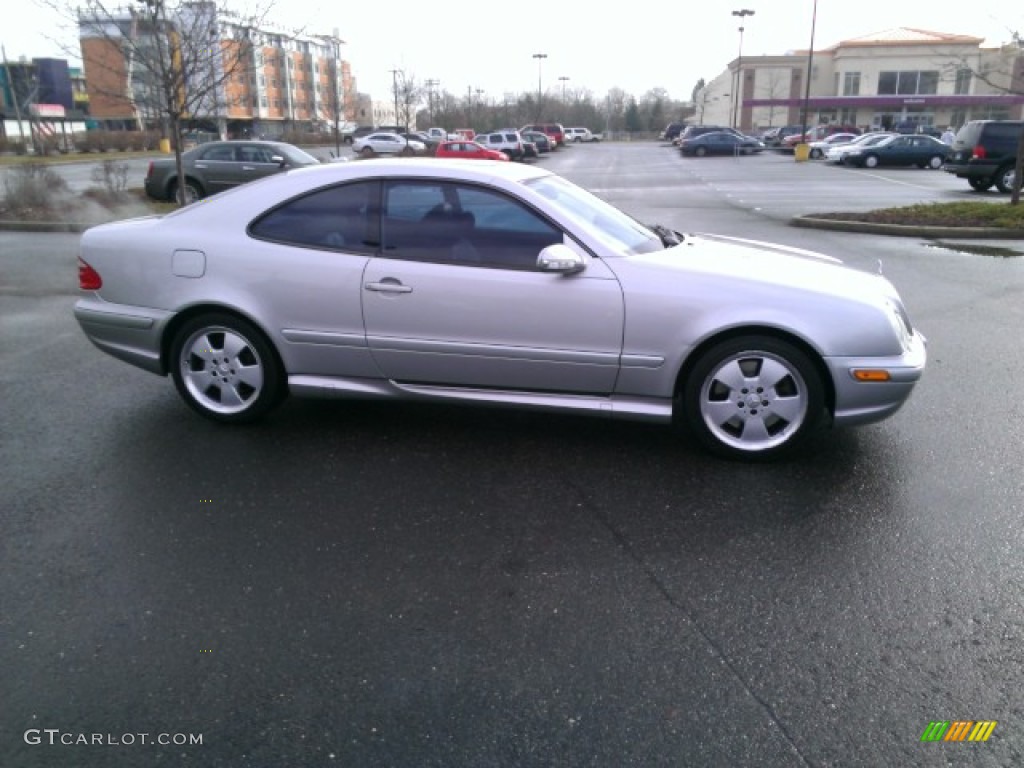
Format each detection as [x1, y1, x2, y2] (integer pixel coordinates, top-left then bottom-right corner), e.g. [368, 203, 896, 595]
[78, 257, 102, 290]
[973, 145, 987, 159]
[146, 160, 154, 179]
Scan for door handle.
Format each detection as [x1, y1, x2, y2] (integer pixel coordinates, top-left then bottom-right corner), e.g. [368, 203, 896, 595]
[365, 281, 413, 294]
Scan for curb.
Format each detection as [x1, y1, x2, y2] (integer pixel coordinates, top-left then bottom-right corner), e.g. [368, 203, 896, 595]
[790, 215, 1024, 240]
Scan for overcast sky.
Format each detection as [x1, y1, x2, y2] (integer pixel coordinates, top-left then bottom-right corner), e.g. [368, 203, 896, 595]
[8, 1, 1024, 103]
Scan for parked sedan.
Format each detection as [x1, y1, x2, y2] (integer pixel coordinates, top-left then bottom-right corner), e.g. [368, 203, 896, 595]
[74, 158, 925, 460]
[352, 132, 426, 157]
[433, 140, 510, 161]
[824, 132, 894, 164]
[806, 133, 860, 159]
[679, 131, 765, 157]
[143, 140, 320, 204]
[842, 134, 951, 169]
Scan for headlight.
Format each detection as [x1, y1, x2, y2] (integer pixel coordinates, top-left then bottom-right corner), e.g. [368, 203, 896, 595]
[886, 299, 914, 349]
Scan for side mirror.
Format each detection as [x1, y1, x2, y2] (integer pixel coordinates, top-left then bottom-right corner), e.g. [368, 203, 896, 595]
[537, 244, 586, 275]
[272, 154, 285, 167]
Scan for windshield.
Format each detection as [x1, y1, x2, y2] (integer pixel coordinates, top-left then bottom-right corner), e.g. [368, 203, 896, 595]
[525, 175, 663, 255]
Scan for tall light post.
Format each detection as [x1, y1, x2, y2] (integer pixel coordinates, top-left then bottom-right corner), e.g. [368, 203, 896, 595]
[389, 68, 401, 129]
[800, 0, 819, 144]
[731, 9, 755, 130]
[558, 75, 570, 105]
[425, 78, 439, 125]
[532, 52, 547, 119]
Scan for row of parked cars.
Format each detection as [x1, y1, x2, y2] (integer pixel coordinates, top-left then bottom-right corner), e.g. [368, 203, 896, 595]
[662, 119, 1023, 194]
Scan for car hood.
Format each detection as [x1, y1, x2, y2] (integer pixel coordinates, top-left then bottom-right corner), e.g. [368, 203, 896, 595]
[620, 232, 898, 307]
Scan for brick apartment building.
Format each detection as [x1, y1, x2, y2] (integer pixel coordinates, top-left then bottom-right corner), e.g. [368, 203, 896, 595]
[78, 1, 358, 138]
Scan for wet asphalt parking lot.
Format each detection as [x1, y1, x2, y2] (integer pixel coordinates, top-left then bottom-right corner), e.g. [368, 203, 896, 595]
[2, 143, 1023, 767]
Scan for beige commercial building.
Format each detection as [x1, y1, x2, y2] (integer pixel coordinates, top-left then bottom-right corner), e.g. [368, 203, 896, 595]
[697, 28, 1024, 132]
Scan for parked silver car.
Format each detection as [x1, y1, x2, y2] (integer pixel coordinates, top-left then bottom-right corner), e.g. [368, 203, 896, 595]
[74, 159, 926, 459]
[352, 132, 425, 158]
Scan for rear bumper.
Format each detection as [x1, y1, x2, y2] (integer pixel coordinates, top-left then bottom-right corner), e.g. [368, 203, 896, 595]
[74, 297, 174, 375]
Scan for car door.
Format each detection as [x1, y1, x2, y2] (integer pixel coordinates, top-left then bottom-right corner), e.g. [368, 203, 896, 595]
[882, 136, 911, 165]
[236, 143, 285, 183]
[191, 143, 240, 195]
[362, 179, 625, 394]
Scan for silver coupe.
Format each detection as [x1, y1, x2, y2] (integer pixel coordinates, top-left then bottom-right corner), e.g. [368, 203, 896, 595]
[74, 158, 926, 459]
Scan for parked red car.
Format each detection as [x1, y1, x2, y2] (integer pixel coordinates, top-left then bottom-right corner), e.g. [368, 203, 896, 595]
[434, 140, 510, 161]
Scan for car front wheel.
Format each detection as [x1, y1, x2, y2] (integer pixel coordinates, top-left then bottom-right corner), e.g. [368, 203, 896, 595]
[170, 314, 285, 423]
[695, 146, 707, 157]
[810, 148, 822, 159]
[682, 336, 825, 460]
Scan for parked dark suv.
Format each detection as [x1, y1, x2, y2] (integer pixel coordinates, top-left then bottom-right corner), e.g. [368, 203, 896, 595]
[943, 120, 1023, 193]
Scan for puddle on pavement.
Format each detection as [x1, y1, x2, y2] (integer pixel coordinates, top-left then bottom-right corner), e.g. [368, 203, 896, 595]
[925, 240, 1024, 258]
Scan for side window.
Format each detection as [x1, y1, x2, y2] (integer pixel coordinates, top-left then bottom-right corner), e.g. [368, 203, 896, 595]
[249, 181, 379, 252]
[455, 184, 563, 270]
[240, 145, 274, 163]
[201, 145, 237, 161]
[380, 181, 564, 269]
[381, 181, 452, 262]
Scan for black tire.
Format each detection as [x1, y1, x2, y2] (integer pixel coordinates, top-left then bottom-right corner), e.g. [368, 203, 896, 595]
[995, 164, 1017, 194]
[863, 154, 880, 168]
[169, 313, 285, 423]
[681, 335, 825, 461]
[360, 147, 375, 158]
[810, 148, 822, 159]
[927, 155, 944, 170]
[170, 178, 203, 204]
[968, 177, 994, 192]
[695, 146, 707, 157]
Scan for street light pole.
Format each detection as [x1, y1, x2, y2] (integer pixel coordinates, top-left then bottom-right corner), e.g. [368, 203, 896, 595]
[389, 68, 401, 129]
[425, 78, 439, 125]
[731, 9, 755, 130]
[558, 75, 570, 104]
[532, 52, 547, 119]
[801, 0, 819, 143]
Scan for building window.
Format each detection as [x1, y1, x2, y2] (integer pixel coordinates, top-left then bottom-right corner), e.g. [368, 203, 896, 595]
[954, 68, 972, 95]
[950, 108, 967, 128]
[878, 71, 940, 95]
[842, 72, 861, 96]
[839, 108, 857, 125]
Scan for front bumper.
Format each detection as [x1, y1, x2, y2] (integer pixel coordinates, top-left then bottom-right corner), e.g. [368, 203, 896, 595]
[826, 330, 927, 427]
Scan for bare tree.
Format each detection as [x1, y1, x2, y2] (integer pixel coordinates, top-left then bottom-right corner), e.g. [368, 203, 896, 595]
[395, 71, 422, 131]
[73, 0, 270, 205]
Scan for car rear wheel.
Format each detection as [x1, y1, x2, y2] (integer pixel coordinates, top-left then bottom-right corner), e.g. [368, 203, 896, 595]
[968, 177, 994, 192]
[995, 164, 1017, 194]
[682, 336, 824, 460]
[171, 179, 202, 205]
[927, 155, 944, 169]
[863, 155, 880, 168]
[170, 314, 285, 423]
